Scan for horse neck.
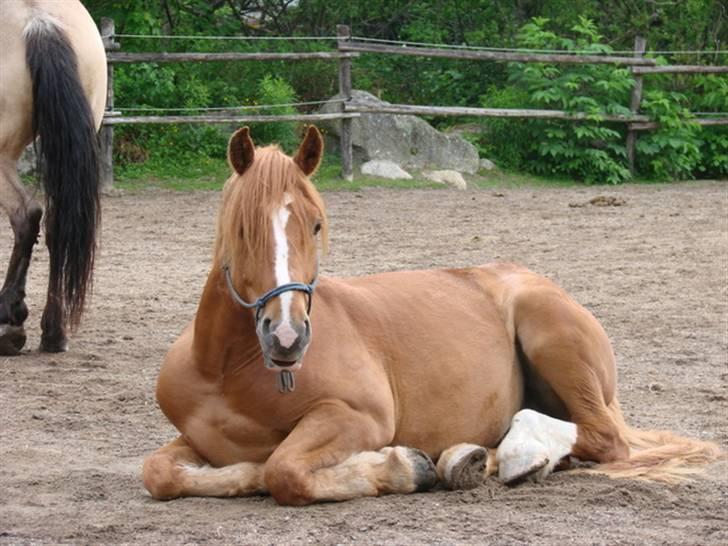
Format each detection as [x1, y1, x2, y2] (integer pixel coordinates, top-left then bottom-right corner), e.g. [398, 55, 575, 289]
[192, 266, 262, 378]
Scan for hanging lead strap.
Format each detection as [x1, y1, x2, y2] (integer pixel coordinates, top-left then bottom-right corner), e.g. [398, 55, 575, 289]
[276, 370, 296, 393]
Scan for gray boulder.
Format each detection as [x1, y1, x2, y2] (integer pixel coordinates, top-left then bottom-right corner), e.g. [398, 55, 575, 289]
[319, 90, 480, 174]
[361, 160, 412, 180]
[423, 170, 467, 190]
[479, 158, 496, 171]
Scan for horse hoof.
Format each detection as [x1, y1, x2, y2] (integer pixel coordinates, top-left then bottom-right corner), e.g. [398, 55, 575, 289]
[39, 335, 68, 353]
[499, 455, 550, 485]
[408, 448, 438, 492]
[382, 446, 438, 494]
[437, 443, 487, 490]
[0, 324, 27, 355]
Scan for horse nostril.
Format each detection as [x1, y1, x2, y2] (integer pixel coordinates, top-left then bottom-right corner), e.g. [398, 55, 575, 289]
[261, 318, 272, 335]
[304, 319, 311, 338]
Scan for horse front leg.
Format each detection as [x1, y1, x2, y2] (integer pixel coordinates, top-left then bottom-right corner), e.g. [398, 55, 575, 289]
[142, 436, 267, 500]
[0, 159, 42, 355]
[263, 403, 438, 506]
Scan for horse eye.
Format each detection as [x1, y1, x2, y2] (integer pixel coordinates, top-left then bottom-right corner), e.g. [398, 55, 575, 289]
[313, 222, 321, 235]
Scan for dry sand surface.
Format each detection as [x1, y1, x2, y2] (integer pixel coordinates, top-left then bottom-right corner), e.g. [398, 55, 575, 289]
[1, 181, 727, 545]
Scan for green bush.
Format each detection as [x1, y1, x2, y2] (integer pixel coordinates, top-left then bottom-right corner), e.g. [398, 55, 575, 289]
[248, 74, 300, 152]
[481, 17, 633, 184]
[693, 76, 728, 178]
[635, 90, 701, 180]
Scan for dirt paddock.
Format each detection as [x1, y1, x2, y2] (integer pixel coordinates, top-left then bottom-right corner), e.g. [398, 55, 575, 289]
[1, 181, 726, 545]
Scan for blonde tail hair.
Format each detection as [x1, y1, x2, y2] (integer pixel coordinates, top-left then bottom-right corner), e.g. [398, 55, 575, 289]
[581, 399, 723, 483]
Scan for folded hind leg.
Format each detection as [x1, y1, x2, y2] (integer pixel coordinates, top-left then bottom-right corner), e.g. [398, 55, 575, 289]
[498, 289, 629, 483]
[0, 159, 42, 355]
[142, 436, 266, 500]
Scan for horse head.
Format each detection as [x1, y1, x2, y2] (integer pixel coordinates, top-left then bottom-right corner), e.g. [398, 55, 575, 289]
[215, 126, 327, 378]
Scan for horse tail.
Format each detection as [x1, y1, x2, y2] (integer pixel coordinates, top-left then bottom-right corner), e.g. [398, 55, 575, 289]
[24, 14, 101, 329]
[584, 399, 723, 483]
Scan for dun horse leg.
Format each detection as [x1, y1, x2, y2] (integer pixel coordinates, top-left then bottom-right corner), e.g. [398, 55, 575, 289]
[263, 407, 437, 505]
[143, 436, 266, 500]
[0, 160, 42, 355]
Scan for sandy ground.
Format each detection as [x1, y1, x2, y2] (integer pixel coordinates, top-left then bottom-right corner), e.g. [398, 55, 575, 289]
[1, 181, 727, 545]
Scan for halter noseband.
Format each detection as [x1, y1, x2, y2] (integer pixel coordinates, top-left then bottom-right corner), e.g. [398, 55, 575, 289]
[222, 265, 318, 323]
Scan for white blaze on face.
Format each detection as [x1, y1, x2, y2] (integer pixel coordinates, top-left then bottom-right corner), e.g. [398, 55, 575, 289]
[271, 193, 298, 349]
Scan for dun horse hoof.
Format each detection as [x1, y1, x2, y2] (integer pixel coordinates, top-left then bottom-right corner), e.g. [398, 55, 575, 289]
[0, 324, 26, 355]
[437, 443, 487, 490]
[39, 335, 68, 353]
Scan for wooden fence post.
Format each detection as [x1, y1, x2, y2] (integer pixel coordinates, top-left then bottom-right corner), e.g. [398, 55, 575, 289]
[626, 36, 647, 175]
[100, 18, 119, 188]
[337, 25, 354, 181]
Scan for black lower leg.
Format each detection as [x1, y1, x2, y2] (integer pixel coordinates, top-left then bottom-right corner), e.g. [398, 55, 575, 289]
[40, 228, 68, 353]
[40, 295, 67, 353]
[0, 204, 42, 354]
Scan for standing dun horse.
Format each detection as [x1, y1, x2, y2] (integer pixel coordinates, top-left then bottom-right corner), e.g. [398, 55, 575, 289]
[143, 126, 719, 505]
[0, 0, 106, 355]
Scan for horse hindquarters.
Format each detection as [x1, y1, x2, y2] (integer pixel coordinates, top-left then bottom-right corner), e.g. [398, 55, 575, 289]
[494, 284, 631, 482]
[24, 12, 102, 350]
[498, 280, 720, 483]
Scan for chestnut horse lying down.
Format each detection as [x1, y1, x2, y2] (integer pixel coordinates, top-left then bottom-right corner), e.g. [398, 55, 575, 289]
[143, 127, 719, 505]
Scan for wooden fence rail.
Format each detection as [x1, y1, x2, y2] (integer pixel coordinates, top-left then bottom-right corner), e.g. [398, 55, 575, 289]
[103, 113, 359, 125]
[107, 51, 358, 63]
[344, 103, 651, 123]
[337, 40, 658, 66]
[99, 19, 727, 185]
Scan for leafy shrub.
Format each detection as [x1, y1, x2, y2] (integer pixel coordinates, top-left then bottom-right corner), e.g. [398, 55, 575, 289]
[248, 74, 300, 151]
[635, 90, 701, 180]
[481, 17, 633, 184]
[693, 76, 728, 178]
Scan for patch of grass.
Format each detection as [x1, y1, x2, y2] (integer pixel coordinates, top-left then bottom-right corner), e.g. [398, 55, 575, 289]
[471, 169, 578, 189]
[115, 155, 230, 192]
[115, 153, 445, 193]
[113, 151, 681, 194]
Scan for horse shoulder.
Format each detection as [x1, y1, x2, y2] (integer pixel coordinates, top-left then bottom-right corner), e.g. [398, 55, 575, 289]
[156, 322, 207, 428]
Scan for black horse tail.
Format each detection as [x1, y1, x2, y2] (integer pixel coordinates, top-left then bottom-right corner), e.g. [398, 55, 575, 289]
[24, 16, 101, 329]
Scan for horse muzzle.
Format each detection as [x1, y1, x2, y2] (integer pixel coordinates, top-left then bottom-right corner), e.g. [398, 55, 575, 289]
[257, 317, 311, 372]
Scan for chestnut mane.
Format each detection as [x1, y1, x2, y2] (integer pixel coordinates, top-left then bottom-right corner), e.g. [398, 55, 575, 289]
[214, 145, 328, 271]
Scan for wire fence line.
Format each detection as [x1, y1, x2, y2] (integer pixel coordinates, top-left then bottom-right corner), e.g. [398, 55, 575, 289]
[115, 33, 338, 41]
[113, 32, 728, 56]
[350, 37, 728, 56]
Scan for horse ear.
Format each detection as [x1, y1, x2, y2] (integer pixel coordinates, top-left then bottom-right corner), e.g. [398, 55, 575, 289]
[294, 126, 324, 176]
[227, 127, 255, 175]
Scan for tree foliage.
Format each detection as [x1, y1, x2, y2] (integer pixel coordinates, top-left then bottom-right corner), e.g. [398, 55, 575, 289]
[85, 0, 727, 182]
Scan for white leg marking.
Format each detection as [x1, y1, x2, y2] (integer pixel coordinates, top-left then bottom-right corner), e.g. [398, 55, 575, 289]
[497, 409, 577, 483]
[271, 194, 297, 349]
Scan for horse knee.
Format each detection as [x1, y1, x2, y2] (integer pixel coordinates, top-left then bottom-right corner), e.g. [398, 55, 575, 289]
[264, 459, 313, 506]
[142, 453, 183, 500]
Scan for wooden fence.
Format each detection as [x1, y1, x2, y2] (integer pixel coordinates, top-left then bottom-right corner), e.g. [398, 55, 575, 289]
[99, 20, 728, 185]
